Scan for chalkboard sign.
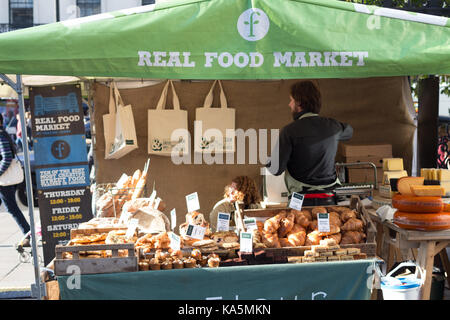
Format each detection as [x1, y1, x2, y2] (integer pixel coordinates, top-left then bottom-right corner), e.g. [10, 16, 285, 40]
[30, 85, 93, 266]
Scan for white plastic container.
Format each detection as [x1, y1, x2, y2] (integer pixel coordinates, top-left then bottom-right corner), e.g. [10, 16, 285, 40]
[381, 262, 424, 300]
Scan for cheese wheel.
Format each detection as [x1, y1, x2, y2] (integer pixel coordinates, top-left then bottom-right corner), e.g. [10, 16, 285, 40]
[394, 211, 450, 231]
[391, 194, 443, 213]
[397, 176, 424, 196]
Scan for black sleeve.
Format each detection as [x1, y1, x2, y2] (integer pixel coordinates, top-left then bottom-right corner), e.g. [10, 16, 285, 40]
[266, 127, 292, 176]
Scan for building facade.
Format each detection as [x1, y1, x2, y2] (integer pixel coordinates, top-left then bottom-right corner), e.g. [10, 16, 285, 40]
[0, 0, 156, 33]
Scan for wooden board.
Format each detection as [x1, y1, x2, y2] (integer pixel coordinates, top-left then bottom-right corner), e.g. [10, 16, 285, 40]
[54, 243, 138, 276]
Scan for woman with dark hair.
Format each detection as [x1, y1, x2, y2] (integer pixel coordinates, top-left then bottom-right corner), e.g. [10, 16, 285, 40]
[267, 80, 353, 206]
[209, 176, 262, 231]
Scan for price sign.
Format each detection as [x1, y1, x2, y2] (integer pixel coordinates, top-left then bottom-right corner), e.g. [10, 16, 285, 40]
[288, 192, 304, 211]
[186, 224, 206, 240]
[243, 218, 257, 231]
[240, 232, 253, 253]
[186, 192, 200, 213]
[317, 213, 330, 233]
[169, 232, 181, 251]
[126, 218, 139, 239]
[217, 212, 230, 231]
[170, 208, 177, 231]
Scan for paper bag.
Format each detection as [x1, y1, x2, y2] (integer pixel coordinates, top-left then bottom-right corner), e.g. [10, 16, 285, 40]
[148, 80, 189, 156]
[194, 80, 235, 153]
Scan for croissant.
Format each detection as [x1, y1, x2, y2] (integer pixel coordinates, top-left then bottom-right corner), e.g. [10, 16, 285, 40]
[311, 207, 328, 219]
[305, 230, 322, 246]
[324, 232, 342, 244]
[278, 212, 295, 238]
[289, 224, 306, 235]
[328, 212, 342, 227]
[262, 232, 281, 248]
[341, 218, 364, 232]
[317, 225, 340, 237]
[340, 231, 366, 244]
[341, 210, 357, 223]
[287, 230, 306, 246]
[292, 210, 311, 228]
[264, 215, 281, 233]
[279, 238, 292, 247]
[308, 220, 318, 232]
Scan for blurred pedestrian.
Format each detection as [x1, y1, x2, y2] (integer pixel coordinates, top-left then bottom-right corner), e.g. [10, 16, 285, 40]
[0, 113, 30, 245]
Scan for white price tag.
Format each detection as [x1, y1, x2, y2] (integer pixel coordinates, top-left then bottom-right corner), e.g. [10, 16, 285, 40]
[243, 218, 257, 231]
[317, 213, 330, 233]
[170, 208, 177, 231]
[154, 197, 161, 210]
[118, 211, 132, 225]
[217, 212, 230, 232]
[240, 232, 253, 253]
[169, 232, 181, 251]
[125, 218, 139, 239]
[288, 192, 304, 211]
[185, 224, 206, 240]
[186, 192, 200, 213]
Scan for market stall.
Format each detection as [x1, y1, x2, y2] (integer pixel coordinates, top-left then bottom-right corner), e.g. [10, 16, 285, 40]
[0, 0, 449, 301]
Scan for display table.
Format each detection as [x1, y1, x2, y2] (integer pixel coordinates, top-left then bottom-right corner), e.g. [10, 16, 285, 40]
[57, 259, 376, 300]
[366, 207, 450, 300]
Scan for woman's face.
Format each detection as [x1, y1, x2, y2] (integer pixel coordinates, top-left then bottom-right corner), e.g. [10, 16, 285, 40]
[227, 182, 244, 202]
[289, 95, 301, 114]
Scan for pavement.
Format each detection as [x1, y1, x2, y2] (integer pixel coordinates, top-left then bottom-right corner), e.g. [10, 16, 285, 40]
[0, 201, 42, 299]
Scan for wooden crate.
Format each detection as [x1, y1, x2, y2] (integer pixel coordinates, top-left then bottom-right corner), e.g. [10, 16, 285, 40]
[70, 226, 128, 239]
[54, 243, 138, 276]
[235, 195, 377, 257]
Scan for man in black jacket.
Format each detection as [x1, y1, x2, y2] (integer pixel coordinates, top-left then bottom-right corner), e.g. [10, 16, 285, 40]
[267, 81, 353, 204]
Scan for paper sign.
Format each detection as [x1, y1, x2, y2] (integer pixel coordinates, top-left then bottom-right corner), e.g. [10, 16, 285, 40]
[154, 197, 161, 210]
[169, 232, 181, 251]
[125, 218, 139, 239]
[186, 224, 206, 240]
[317, 213, 330, 233]
[186, 192, 200, 212]
[288, 192, 304, 211]
[170, 208, 177, 231]
[243, 218, 257, 231]
[217, 212, 231, 231]
[240, 232, 253, 253]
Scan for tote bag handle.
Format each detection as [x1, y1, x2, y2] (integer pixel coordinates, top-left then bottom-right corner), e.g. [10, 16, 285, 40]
[155, 80, 181, 111]
[203, 80, 228, 109]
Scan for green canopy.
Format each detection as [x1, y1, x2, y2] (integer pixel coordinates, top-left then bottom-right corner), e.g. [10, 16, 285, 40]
[0, 0, 448, 79]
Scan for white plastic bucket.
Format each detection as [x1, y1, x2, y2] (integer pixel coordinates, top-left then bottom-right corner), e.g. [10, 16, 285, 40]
[380, 262, 424, 300]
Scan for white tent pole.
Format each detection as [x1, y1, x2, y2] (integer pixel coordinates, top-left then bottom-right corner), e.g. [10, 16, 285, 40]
[0, 73, 42, 300]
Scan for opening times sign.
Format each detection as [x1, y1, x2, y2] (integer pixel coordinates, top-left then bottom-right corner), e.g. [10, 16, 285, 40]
[30, 84, 93, 266]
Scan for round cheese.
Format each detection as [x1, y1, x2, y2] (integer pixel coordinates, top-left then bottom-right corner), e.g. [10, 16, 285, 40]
[393, 211, 450, 231]
[391, 194, 443, 213]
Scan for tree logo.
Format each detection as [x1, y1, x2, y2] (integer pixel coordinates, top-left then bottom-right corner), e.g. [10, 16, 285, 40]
[237, 8, 270, 41]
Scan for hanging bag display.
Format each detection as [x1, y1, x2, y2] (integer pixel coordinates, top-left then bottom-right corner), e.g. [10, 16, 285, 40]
[103, 82, 138, 159]
[194, 80, 235, 153]
[148, 80, 189, 156]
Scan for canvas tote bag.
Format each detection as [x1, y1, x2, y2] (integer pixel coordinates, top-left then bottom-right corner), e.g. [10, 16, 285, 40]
[148, 80, 189, 156]
[194, 80, 235, 153]
[103, 82, 138, 159]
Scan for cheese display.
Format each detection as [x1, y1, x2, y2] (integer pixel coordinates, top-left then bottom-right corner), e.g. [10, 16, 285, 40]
[391, 194, 443, 213]
[410, 185, 445, 197]
[396, 176, 425, 196]
[382, 170, 408, 186]
[393, 211, 450, 231]
[382, 158, 404, 171]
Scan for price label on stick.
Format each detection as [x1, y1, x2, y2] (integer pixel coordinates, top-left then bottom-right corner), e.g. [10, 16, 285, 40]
[126, 218, 139, 239]
[217, 212, 230, 232]
[317, 213, 330, 233]
[243, 218, 257, 231]
[148, 190, 157, 207]
[240, 232, 253, 253]
[154, 197, 161, 210]
[170, 209, 177, 231]
[186, 192, 200, 213]
[289, 192, 304, 211]
[186, 224, 206, 240]
[169, 232, 181, 251]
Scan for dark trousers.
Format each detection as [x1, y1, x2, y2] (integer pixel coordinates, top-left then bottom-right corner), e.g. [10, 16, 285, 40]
[0, 185, 30, 235]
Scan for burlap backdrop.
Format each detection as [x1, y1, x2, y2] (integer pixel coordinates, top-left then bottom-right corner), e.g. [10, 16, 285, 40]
[93, 77, 416, 230]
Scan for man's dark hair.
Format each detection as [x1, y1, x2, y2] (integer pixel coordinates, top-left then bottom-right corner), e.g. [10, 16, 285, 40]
[290, 81, 322, 114]
[0, 113, 3, 126]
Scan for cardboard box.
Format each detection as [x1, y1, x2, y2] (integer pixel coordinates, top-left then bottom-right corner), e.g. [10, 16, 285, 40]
[338, 143, 393, 158]
[340, 156, 385, 168]
[347, 167, 384, 184]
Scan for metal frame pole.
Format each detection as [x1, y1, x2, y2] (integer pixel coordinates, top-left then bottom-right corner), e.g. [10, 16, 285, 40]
[0, 74, 42, 300]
